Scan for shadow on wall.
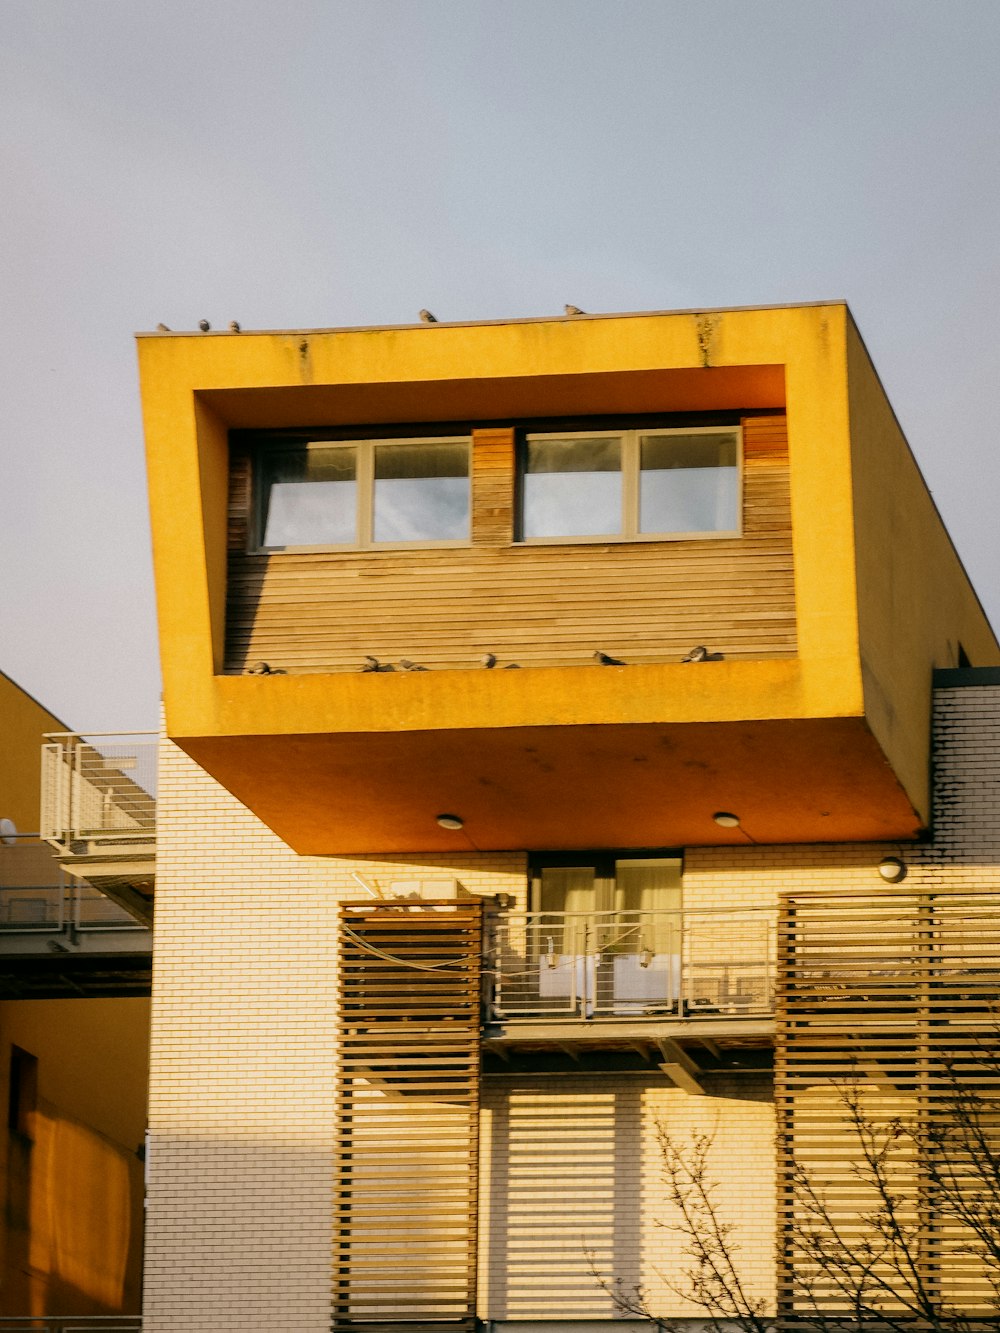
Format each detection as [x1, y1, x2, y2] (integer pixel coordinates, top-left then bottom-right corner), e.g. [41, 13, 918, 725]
[481, 1074, 775, 1322]
[483, 1083, 643, 1320]
[3, 1101, 143, 1316]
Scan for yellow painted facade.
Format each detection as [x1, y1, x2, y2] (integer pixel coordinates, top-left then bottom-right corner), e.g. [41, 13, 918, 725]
[0, 999, 149, 1316]
[137, 303, 999, 853]
[0, 672, 65, 835]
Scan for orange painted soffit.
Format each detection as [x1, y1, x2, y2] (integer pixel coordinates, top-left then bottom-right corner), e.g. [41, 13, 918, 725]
[175, 716, 921, 856]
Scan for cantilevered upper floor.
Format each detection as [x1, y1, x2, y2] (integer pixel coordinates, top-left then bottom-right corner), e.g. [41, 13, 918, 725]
[136, 303, 999, 852]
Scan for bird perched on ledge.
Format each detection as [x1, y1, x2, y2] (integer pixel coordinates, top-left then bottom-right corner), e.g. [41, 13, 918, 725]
[399, 659, 428, 671]
[198, 319, 211, 332]
[682, 645, 725, 662]
[565, 304, 585, 316]
[419, 309, 438, 323]
[594, 650, 626, 666]
[361, 656, 395, 672]
[481, 653, 497, 668]
[244, 661, 285, 675]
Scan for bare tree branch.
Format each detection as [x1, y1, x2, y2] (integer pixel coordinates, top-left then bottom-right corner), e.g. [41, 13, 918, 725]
[588, 1059, 1000, 1333]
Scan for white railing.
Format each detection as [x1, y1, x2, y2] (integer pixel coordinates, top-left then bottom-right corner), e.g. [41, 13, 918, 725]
[0, 841, 143, 933]
[486, 907, 777, 1020]
[41, 733, 156, 848]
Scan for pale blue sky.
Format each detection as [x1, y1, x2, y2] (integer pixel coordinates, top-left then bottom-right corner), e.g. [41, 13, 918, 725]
[2, 1, 1000, 729]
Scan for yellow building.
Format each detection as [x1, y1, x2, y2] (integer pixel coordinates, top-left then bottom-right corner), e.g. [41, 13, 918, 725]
[136, 303, 1000, 1331]
[0, 672, 150, 1322]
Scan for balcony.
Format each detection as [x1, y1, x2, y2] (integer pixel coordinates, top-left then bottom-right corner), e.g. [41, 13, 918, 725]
[40, 733, 156, 923]
[483, 907, 776, 1074]
[0, 839, 151, 997]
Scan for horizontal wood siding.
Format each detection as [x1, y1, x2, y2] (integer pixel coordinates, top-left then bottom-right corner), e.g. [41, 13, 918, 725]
[224, 415, 795, 673]
[776, 887, 1000, 1325]
[335, 902, 482, 1330]
[471, 427, 516, 547]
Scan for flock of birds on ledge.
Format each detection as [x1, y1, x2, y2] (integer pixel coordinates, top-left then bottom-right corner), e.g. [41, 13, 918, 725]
[155, 306, 589, 334]
[244, 646, 724, 676]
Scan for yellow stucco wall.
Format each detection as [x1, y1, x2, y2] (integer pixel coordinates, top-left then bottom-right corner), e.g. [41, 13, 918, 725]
[137, 303, 998, 843]
[0, 673, 66, 835]
[136, 304, 867, 742]
[0, 999, 150, 1316]
[846, 317, 1000, 822]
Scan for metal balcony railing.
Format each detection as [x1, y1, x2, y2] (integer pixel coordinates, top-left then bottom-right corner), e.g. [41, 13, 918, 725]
[41, 733, 156, 852]
[0, 841, 146, 936]
[485, 907, 777, 1020]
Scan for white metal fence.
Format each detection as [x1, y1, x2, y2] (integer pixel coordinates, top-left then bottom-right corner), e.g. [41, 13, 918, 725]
[0, 842, 143, 931]
[41, 733, 156, 847]
[486, 907, 777, 1019]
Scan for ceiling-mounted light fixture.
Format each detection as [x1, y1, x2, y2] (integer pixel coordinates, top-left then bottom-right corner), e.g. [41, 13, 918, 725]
[436, 813, 464, 831]
[878, 856, 907, 883]
[713, 811, 740, 829]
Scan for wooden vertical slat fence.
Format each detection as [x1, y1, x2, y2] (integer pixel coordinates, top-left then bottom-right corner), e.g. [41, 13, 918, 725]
[334, 901, 482, 1332]
[776, 888, 1000, 1330]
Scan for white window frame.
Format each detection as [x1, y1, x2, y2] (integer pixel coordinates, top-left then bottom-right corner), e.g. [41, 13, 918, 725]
[518, 425, 743, 544]
[254, 435, 472, 552]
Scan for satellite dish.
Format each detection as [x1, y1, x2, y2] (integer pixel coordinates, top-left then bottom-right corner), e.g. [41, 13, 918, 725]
[0, 819, 17, 846]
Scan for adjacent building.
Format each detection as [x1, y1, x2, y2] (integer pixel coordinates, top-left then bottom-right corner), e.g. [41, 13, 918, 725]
[135, 303, 1000, 1330]
[0, 673, 151, 1320]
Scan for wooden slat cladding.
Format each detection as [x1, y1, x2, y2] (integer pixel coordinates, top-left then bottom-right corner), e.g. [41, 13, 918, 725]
[775, 888, 1000, 1328]
[224, 414, 795, 673]
[334, 902, 482, 1332]
[471, 428, 516, 547]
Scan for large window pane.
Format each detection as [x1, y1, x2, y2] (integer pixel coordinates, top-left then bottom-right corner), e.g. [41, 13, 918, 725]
[522, 437, 622, 538]
[639, 432, 739, 534]
[261, 447, 357, 547]
[537, 866, 596, 916]
[616, 858, 681, 954]
[373, 442, 469, 542]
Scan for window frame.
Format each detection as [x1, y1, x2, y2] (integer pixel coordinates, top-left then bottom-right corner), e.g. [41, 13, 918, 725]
[517, 424, 743, 545]
[528, 850, 684, 915]
[252, 434, 473, 553]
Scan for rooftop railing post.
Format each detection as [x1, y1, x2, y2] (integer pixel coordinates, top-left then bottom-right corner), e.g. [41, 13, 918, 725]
[71, 736, 82, 840]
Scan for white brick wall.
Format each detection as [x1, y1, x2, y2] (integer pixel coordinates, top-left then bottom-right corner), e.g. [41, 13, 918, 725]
[143, 733, 523, 1332]
[144, 683, 1000, 1329]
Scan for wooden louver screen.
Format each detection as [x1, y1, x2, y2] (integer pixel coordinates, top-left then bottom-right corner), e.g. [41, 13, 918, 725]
[776, 888, 1000, 1328]
[334, 901, 483, 1332]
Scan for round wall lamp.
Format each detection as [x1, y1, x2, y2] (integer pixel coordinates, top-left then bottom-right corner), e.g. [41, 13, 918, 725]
[878, 856, 907, 883]
[436, 813, 464, 831]
[713, 811, 741, 829]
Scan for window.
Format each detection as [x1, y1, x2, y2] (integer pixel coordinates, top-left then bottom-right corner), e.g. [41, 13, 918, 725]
[519, 427, 740, 542]
[532, 853, 682, 954]
[258, 437, 470, 549]
[532, 853, 682, 919]
[527, 853, 683, 1015]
